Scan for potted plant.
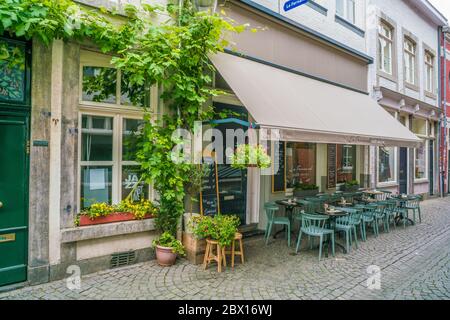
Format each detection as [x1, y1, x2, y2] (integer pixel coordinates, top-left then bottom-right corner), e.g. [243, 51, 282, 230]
[77, 199, 158, 227]
[230, 144, 271, 170]
[152, 231, 185, 266]
[192, 214, 240, 247]
[293, 183, 319, 198]
[341, 180, 360, 192]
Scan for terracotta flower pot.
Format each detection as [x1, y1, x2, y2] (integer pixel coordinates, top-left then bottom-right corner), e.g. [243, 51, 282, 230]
[155, 245, 177, 266]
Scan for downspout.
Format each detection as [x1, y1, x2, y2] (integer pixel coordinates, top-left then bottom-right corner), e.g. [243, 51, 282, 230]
[438, 26, 443, 197]
[443, 27, 449, 197]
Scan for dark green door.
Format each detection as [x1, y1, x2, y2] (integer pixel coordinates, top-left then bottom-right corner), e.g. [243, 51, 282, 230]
[0, 115, 28, 286]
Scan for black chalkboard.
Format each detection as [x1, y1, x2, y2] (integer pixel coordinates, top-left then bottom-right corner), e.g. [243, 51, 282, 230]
[200, 153, 220, 216]
[327, 144, 337, 189]
[272, 141, 286, 193]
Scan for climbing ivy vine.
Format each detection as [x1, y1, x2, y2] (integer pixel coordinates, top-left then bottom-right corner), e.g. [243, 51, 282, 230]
[0, 0, 248, 235]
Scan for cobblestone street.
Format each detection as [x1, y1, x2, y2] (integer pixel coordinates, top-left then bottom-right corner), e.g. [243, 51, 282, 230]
[1, 197, 449, 300]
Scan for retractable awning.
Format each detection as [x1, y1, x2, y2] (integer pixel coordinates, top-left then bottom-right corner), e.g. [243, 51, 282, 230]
[210, 52, 421, 148]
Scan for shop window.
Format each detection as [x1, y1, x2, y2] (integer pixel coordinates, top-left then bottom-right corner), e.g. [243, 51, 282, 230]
[336, 145, 356, 183]
[0, 39, 26, 103]
[286, 143, 316, 188]
[414, 142, 427, 180]
[378, 146, 397, 184]
[80, 114, 148, 209]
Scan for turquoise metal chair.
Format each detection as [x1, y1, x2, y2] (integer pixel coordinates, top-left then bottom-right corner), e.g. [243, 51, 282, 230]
[264, 202, 291, 246]
[371, 202, 389, 233]
[383, 199, 398, 232]
[335, 208, 360, 253]
[295, 213, 335, 261]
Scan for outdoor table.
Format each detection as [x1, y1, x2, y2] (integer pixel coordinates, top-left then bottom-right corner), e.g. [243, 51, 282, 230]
[321, 208, 349, 256]
[274, 199, 301, 239]
[391, 195, 416, 226]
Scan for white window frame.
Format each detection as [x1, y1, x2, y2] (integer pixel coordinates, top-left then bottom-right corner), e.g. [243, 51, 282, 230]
[77, 50, 157, 210]
[425, 51, 435, 94]
[377, 146, 398, 186]
[404, 38, 416, 85]
[336, 0, 355, 24]
[378, 22, 393, 75]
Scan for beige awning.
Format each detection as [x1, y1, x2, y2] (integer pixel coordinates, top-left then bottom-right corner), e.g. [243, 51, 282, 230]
[210, 52, 422, 148]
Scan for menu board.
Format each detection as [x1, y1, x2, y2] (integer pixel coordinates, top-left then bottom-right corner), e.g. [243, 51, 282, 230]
[272, 141, 286, 193]
[200, 153, 220, 216]
[327, 144, 337, 189]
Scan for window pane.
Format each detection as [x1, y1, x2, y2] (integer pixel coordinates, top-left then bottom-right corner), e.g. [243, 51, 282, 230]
[122, 118, 143, 161]
[120, 71, 149, 107]
[378, 147, 396, 183]
[80, 166, 112, 209]
[337, 145, 356, 183]
[347, 0, 355, 23]
[0, 40, 26, 102]
[286, 142, 316, 188]
[415, 144, 426, 179]
[82, 66, 117, 103]
[81, 115, 113, 161]
[336, 0, 344, 16]
[121, 165, 149, 201]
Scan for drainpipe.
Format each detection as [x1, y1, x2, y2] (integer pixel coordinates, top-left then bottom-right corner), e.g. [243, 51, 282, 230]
[442, 26, 450, 197]
[438, 26, 443, 197]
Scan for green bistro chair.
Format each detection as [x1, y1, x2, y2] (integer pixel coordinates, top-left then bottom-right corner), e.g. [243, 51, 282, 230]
[296, 214, 335, 261]
[383, 199, 398, 232]
[335, 209, 360, 253]
[355, 204, 378, 240]
[372, 202, 389, 233]
[404, 196, 422, 224]
[342, 192, 355, 204]
[305, 197, 325, 214]
[264, 202, 291, 247]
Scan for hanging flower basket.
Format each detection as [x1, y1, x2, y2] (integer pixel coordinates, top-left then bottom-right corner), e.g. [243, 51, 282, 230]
[230, 144, 271, 170]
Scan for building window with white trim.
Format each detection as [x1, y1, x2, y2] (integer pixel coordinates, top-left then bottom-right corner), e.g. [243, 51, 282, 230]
[404, 37, 416, 85]
[378, 146, 396, 184]
[336, 0, 355, 24]
[414, 142, 427, 180]
[425, 51, 434, 93]
[79, 51, 151, 209]
[378, 22, 393, 75]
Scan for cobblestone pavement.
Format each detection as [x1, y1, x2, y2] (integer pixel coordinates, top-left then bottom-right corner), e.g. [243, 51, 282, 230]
[1, 198, 450, 300]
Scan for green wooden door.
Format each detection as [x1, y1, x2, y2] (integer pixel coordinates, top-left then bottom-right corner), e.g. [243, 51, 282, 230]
[0, 115, 28, 286]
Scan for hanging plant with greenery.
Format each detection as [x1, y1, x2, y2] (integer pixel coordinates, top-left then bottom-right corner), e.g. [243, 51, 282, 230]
[0, 0, 249, 236]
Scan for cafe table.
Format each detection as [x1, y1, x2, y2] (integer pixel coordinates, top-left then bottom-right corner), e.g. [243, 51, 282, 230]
[390, 195, 416, 226]
[274, 199, 301, 239]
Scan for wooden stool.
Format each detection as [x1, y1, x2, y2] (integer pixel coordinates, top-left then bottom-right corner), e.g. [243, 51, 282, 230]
[224, 232, 245, 269]
[203, 239, 226, 272]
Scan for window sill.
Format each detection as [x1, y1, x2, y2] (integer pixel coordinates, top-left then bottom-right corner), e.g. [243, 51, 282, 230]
[377, 70, 397, 84]
[334, 15, 365, 37]
[376, 182, 398, 188]
[61, 218, 156, 243]
[425, 91, 437, 100]
[404, 82, 419, 92]
[306, 1, 328, 16]
[414, 179, 429, 184]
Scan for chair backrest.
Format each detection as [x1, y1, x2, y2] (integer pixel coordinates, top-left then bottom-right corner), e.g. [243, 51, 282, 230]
[298, 200, 315, 214]
[305, 197, 325, 213]
[342, 193, 354, 203]
[264, 202, 278, 221]
[301, 213, 329, 230]
[405, 197, 420, 208]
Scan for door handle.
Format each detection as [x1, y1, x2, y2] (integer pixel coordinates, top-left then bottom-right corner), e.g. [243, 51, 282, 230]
[0, 201, 3, 208]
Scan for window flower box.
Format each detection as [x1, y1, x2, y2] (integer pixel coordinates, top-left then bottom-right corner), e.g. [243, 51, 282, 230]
[79, 212, 155, 227]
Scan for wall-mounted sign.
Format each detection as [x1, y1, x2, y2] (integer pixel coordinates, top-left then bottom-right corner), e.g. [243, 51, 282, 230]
[283, 0, 309, 12]
[0, 233, 15, 243]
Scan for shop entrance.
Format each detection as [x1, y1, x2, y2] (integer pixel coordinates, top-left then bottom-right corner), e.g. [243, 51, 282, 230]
[0, 37, 30, 287]
[399, 147, 408, 194]
[213, 103, 248, 224]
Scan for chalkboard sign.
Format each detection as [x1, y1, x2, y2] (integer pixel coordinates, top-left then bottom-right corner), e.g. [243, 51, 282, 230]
[327, 144, 337, 189]
[272, 141, 286, 193]
[200, 152, 220, 216]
